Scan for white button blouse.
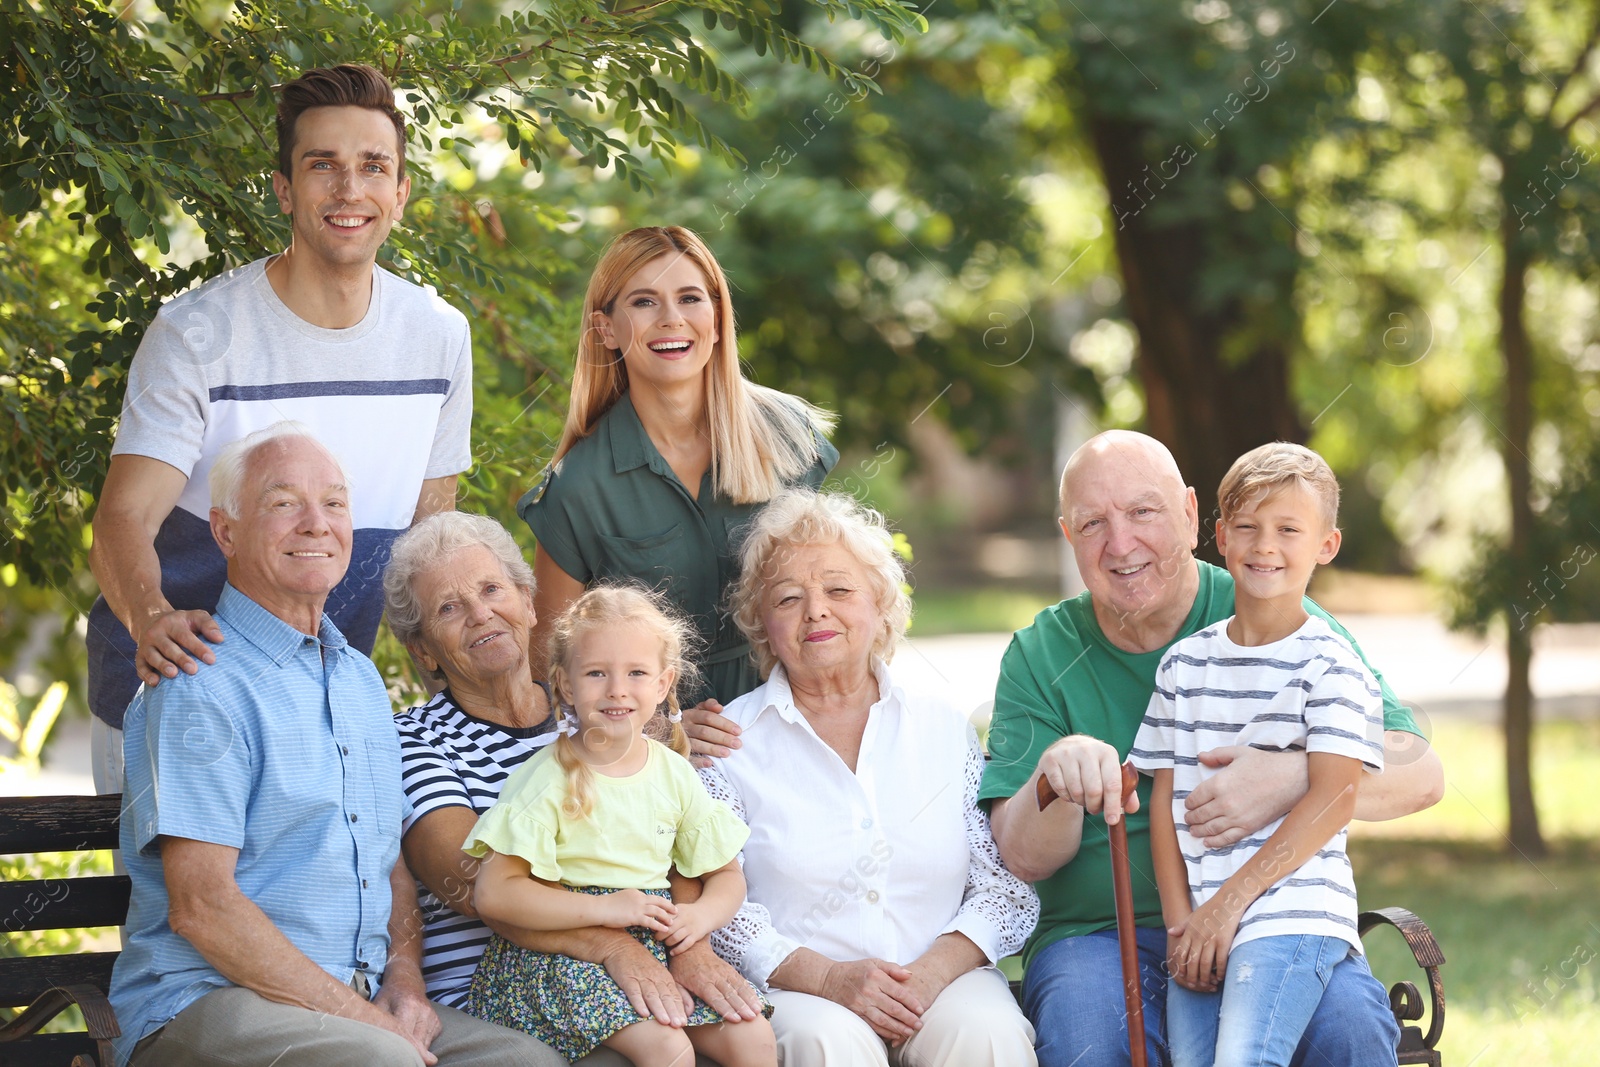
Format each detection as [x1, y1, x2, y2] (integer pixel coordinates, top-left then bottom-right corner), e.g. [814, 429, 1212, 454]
[700, 660, 1039, 990]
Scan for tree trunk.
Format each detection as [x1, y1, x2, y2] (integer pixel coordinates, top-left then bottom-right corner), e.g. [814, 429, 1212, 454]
[1084, 115, 1305, 561]
[1497, 175, 1546, 858]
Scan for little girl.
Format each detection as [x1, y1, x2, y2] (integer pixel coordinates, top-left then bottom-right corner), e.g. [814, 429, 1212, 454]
[463, 585, 776, 1065]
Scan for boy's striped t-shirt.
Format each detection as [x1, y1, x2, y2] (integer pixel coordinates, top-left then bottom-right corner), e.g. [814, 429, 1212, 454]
[1129, 615, 1384, 953]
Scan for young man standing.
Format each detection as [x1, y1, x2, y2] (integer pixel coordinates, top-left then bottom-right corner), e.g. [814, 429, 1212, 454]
[88, 65, 472, 791]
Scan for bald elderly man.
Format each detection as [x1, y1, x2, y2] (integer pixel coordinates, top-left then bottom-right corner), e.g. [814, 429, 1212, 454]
[980, 431, 1443, 1067]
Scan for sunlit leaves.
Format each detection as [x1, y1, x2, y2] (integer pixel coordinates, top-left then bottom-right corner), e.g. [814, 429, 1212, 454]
[0, 0, 919, 588]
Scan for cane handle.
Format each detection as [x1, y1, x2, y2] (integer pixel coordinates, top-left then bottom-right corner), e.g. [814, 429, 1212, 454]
[1036, 760, 1141, 811]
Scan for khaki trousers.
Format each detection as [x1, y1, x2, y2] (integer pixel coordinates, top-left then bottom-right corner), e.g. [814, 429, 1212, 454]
[767, 965, 1038, 1067]
[128, 984, 611, 1067]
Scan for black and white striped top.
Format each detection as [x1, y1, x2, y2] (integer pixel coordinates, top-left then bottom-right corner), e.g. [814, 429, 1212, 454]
[396, 687, 558, 1007]
[1129, 616, 1384, 954]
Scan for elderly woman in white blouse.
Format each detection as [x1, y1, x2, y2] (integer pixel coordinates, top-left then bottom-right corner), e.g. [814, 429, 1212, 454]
[699, 489, 1039, 1066]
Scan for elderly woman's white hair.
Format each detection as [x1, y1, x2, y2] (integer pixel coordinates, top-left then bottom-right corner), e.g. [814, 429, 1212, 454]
[731, 488, 911, 679]
[384, 511, 537, 651]
[209, 421, 350, 518]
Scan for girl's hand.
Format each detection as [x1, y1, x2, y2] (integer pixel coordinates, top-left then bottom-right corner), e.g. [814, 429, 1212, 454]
[662, 900, 717, 955]
[601, 888, 676, 935]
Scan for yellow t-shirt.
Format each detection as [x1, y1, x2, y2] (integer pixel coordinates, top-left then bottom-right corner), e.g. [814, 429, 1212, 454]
[462, 739, 748, 890]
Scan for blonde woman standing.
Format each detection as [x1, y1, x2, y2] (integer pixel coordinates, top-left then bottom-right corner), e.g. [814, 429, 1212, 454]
[520, 226, 837, 708]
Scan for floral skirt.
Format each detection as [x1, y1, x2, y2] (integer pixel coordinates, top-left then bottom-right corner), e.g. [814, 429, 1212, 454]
[464, 886, 774, 1061]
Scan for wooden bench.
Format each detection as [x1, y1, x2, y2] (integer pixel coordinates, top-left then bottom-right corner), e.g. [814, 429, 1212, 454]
[1, 794, 1447, 1066]
[0, 794, 126, 1067]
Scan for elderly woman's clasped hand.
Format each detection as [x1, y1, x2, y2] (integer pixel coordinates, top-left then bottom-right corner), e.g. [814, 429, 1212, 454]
[694, 489, 1041, 1066]
[819, 958, 923, 1042]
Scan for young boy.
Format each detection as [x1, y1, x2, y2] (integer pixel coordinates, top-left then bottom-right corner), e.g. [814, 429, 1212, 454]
[1129, 442, 1390, 1067]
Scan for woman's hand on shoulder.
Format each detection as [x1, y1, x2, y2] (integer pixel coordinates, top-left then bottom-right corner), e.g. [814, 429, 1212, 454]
[600, 888, 676, 935]
[684, 697, 742, 764]
[819, 958, 924, 1044]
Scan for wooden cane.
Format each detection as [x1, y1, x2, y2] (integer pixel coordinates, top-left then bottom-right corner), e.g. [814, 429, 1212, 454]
[1037, 762, 1148, 1067]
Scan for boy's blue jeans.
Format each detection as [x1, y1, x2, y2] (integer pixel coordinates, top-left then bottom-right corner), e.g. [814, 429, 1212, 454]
[1024, 927, 1399, 1067]
[1166, 934, 1382, 1067]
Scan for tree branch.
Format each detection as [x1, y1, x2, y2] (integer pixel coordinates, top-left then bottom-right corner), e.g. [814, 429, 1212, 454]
[197, 85, 280, 102]
[230, 98, 272, 154]
[1560, 91, 1600, 134]
[611, 0, 680, 17]
[452, 0, 682, 72]
[1548, 17, 1600, 122]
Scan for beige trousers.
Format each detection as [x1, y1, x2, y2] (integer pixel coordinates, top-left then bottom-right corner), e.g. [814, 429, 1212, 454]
[127, 985, 600, 1067]
[767, 965, 1037, 1067]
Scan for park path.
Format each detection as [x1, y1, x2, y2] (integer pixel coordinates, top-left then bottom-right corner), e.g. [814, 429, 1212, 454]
[892, 613, 1600, 733]
[6, 613, 1597, 796]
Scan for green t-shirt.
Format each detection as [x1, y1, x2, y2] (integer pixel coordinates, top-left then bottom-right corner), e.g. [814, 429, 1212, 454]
[519, 392, 838, 706]
[976, 560, 1421, 969]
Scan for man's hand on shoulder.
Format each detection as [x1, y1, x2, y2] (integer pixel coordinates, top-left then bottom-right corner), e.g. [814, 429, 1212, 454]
[135, 609, 224, 686]
[1184, 745, 1307, 847]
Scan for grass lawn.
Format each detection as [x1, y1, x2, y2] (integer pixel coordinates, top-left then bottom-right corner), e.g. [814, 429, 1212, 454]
[1350, 716, 1600, 1066]
[908, 587, 1056, 636]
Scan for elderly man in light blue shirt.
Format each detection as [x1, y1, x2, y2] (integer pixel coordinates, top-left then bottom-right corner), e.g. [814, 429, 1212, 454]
[110, 422, 565, 1067]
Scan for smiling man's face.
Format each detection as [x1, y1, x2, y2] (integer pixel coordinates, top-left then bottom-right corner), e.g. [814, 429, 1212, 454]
[272, 105, 410, 275]
[212, 436, 352, 627]
[1060, 431, 1199, 632]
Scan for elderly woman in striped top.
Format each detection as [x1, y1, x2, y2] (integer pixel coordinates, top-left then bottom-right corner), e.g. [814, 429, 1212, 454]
[383, 511, 765, 1055]
[699, 489, 1040, 1066]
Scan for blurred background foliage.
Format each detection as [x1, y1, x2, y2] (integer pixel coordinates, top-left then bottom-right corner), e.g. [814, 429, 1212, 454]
[5, 0, 1600, 1056]
[2, 0, 1598, 843]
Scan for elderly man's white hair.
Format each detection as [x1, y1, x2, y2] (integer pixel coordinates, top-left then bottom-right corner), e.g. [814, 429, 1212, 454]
[209, 421, 351, 518]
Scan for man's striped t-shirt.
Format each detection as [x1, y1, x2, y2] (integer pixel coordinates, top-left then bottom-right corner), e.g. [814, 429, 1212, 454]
[396, 688, 558, 1007]
[1129, 615, 1384, 953]
[88, 257, 473, 729]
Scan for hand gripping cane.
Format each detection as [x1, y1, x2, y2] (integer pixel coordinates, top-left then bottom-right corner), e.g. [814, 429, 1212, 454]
[1038, 762, 1147, 1067]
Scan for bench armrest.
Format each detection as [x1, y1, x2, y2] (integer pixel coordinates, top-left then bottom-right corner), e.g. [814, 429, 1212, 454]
[0, 982, 120, 1065]
[1359, 906, 1446, 1065]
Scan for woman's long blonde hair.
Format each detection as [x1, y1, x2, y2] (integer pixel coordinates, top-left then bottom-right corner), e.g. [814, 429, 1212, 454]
[546, 585, 697, 820]
[554, 225, 835, 504]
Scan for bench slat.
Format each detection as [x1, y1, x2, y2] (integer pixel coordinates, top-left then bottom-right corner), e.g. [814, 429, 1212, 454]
[0, 952, 118, 1009]
[0, 877, 131, 933]
[0, 1031, 104, 1065]
[0, 795, 122, 855]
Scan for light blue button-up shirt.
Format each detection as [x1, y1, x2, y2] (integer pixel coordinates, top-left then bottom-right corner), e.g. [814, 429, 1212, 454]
[110, 583, 407, 1061]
